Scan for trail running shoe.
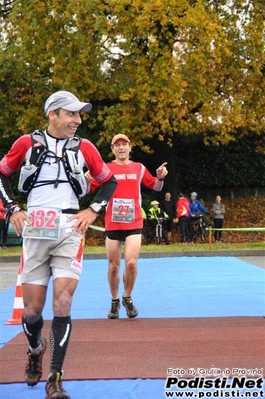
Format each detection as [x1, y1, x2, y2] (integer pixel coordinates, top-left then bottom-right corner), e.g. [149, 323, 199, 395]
[45, 371, 70, 399]
[25, 336, 47, 386]
[108, 299, 120, 319]
[122, 296, 138, 318]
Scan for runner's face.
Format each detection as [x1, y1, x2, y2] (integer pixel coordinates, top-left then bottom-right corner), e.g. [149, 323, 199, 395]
[112, 139, 131, 161]
[48, 109, 82, 139]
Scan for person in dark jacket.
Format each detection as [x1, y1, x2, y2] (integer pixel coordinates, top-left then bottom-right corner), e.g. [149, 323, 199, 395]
[0, 198, 8, 249]
[212, 195, 225, 243]
[160, 192, 175, 243]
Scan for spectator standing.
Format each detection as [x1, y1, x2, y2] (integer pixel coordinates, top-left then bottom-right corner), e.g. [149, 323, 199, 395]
[176, 193, 190, 244]
[189, 192, 209, 243]
[212, 195, 225, 243]
[147, 200, 170, 245]
[0, 198, 8, 249]
[160, 192, 175, 243]
[189, 192, 209, 218]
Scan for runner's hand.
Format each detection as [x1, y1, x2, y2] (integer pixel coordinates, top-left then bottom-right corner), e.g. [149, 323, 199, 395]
[10, 211, 31, 236]
[156, 162, 168, 180]
[68, 208, 98, 234]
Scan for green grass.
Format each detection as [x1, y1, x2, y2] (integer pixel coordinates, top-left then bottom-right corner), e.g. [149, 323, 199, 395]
[1, 241, 264, 256]
[139, 241, 265, 252]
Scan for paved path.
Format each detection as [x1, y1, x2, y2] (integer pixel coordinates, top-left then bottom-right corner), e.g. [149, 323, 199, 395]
[237, 256, 265, 269]
[0, 262, 19, 292]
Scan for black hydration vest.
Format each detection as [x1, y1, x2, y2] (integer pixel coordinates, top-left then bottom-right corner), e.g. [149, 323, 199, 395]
[18, 130, 86, 198]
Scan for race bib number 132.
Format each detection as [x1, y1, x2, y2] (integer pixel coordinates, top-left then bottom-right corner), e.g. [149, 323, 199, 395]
[22, 207, 61, 239]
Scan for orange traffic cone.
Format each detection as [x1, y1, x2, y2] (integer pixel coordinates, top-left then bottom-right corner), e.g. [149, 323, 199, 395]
[5, 264, 24, 325]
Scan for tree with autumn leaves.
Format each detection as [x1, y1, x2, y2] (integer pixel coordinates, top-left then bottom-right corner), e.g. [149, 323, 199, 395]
[0, 0, 264, 195]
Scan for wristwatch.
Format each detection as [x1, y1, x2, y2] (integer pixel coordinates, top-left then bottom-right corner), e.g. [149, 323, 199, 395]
[89, 200, 107, 214]
[7, 204, 22, 216]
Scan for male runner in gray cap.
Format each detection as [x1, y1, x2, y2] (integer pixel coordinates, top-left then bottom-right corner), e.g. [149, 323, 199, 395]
[0, 90, 117, 399]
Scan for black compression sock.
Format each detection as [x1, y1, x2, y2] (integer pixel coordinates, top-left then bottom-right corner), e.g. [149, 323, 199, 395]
[22, 313, 44, 349]
[50, 316, 72, 372]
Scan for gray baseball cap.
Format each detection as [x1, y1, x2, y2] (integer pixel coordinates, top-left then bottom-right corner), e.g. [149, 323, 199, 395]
[44, 90, 92, 115]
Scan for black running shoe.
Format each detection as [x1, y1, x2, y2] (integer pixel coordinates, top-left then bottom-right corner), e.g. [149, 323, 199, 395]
[45, 371, 70, 399]
[25, 336, 47, 386]
[122, 296, 138, 318]
[108, 299, 120, 319]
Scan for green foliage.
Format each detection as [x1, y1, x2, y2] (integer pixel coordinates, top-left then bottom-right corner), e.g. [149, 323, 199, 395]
[1, 0, 265, 142]
[0, 0, 264, 200]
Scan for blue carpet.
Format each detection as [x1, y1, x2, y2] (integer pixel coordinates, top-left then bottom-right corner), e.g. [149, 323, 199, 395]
[0, 378, 264, 399]
[0, 380, 165, 399]
[0, 256, 264, 398]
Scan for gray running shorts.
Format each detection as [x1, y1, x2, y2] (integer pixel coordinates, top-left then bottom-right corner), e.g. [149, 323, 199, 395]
[20, 226, 83, 285]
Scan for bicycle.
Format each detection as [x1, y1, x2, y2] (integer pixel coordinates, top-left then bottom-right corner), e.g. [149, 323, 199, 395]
[143, 217, 169, 245]
[191, 214, 208, 243]
[154, 217, 165, 245]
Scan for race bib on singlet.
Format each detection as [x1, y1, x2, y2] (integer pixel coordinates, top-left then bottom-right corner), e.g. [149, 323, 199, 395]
[111, 198, 135, 223]
[22, 206, 61, 239]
